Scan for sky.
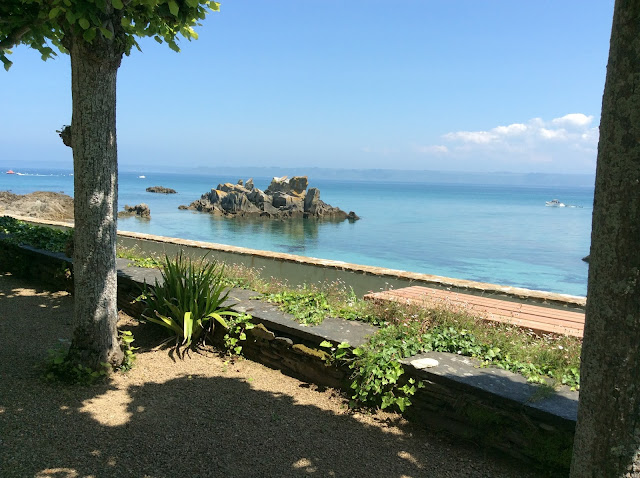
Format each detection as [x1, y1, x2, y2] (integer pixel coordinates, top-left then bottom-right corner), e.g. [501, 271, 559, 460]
[1, 0, 615, 175]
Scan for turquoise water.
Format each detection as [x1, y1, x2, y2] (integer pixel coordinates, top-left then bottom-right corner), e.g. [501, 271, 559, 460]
[0, 168, 593, 296]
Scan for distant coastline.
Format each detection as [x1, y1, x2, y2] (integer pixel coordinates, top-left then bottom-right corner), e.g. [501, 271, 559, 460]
[1, 161, 596, 188]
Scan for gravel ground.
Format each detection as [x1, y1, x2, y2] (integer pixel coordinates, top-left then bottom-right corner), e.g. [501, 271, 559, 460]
[0, 273, 545, 478]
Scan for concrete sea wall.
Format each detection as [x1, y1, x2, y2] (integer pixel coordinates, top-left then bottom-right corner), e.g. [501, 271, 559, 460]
[8, 215, 586, 312]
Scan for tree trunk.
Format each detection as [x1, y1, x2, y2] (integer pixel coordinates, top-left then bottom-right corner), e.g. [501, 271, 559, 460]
[68, 34, 123, 369]
[570, 0, 640, 475]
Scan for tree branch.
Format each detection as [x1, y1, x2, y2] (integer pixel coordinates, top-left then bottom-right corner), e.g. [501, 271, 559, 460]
[0, 24, 32, 51]
[58, 125, 72, 148]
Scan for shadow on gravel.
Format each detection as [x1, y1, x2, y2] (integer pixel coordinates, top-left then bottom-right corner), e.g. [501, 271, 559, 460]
[2, 375, 435, 477]
[0, 274, 540, 478]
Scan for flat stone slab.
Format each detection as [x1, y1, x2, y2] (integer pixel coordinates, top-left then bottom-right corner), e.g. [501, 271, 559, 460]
[116, 258, 163, 284]
[401, 351, 578, 424]
[226, 288, 378, 347]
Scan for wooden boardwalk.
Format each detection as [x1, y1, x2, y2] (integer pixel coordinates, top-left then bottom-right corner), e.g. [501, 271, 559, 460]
[364, 286, 585, 338]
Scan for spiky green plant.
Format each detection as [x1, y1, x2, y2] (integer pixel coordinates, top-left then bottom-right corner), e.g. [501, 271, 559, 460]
[142, 253, 239, 348]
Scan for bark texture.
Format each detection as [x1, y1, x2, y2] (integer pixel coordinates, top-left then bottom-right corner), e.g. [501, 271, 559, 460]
[570, 1, 640, 476]
[69, 35, 123, 368]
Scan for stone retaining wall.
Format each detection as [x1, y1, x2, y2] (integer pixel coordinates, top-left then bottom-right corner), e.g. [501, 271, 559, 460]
[0, 241, 577, 473]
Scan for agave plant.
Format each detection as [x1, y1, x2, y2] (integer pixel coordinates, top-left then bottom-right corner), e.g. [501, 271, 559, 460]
[142, 252, 239, 348]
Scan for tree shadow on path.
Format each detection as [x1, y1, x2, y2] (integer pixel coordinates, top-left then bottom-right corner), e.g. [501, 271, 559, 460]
[0, 273, 540, 478]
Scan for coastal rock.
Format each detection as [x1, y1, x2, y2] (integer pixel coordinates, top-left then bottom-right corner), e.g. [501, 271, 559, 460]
[118, 203, 151, 219]
[0, 191, 74, 221]
[289, 176, 308, 196]
[265, 175, 308, 197]
[218, 182, 248, 194]
[222, 191, 260, 214]
[304, 187, 320, 213]
[146, 186, 177, 194]
[347, 211, 360, 221]
[272, 192, 304, 211]
[179, 176, 357, 221]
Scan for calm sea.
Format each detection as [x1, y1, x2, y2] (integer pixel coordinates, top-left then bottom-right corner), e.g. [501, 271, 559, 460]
[0, 168, 593, 297]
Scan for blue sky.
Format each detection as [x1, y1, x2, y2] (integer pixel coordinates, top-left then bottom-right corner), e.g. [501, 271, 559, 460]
[2, 0, 614, 174]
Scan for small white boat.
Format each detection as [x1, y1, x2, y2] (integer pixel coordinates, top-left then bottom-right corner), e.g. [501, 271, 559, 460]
[545, 199, 566, 207]
[138, 175, 146, 179]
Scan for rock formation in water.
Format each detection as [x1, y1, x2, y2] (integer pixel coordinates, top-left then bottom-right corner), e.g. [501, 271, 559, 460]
[118, 203, 151, 219]
[0, 191, 74, 221]
[179, 176, 359, 221]
[146, 186, 177, 194]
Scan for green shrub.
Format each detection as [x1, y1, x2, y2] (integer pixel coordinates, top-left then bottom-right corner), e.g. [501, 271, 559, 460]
[263, 287, 333, 325]
[117, 245, 163, 268]
[322, 324, 426, 411]
[44, 340, 111, 384]
[262, 283, 379, 326]
[0, 216, 72, 253]
[323, 315, 581, 411]
[141, 253, 242, 349]
[222, 313, 255, 355]
[118, 330, 138, 371]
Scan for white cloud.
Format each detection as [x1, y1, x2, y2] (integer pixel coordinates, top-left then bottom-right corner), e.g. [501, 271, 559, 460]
[551, 113, 594, 128]
[581, 127, 599, 142]
[443, 122, 530, 145]
[443, 130, 498, 144]
[415, 113, 599, 173]
[493, 123, 527, 136]
[539, 128, 567, 140]
[415, 145, 449, 154]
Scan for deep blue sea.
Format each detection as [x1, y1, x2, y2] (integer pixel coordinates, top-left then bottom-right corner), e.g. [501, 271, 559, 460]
[0, 168, 593, 297]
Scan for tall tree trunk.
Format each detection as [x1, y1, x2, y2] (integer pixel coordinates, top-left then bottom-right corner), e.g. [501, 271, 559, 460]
[570, 1, 640, 475]
[68, 35, 123, 369]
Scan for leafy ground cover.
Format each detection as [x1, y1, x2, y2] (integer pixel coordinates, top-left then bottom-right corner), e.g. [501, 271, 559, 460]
[1, 217, 582, 409]
[0, 216, 72, 252]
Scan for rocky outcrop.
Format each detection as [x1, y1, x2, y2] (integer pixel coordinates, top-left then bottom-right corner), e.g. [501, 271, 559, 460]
[0, 191, 74, 221]
[118, 203, 151, 219]
[146, 186, 177, 194]
[180, 176, 358, 221]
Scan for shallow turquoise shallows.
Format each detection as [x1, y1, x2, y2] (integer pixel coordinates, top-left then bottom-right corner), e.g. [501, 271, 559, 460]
[0, 169, 592, 296]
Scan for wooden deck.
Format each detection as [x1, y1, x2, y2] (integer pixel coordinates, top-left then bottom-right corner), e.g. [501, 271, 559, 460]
[363, 286, 585, 338]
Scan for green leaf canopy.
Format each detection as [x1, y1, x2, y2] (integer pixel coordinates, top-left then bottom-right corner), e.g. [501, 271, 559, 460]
[0, 0, 220, 70]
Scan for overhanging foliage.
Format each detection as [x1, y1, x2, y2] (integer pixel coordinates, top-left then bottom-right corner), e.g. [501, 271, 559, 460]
[0, 0, 220, 70]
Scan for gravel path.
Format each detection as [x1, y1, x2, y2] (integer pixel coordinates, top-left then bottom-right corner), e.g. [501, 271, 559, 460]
[0, 273, 544, 478]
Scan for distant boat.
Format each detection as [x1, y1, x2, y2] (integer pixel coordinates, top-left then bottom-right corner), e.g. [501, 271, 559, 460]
[6, 170, 15, 174]
[545, 199, 566, 207]
[138, 175, 146, 179]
